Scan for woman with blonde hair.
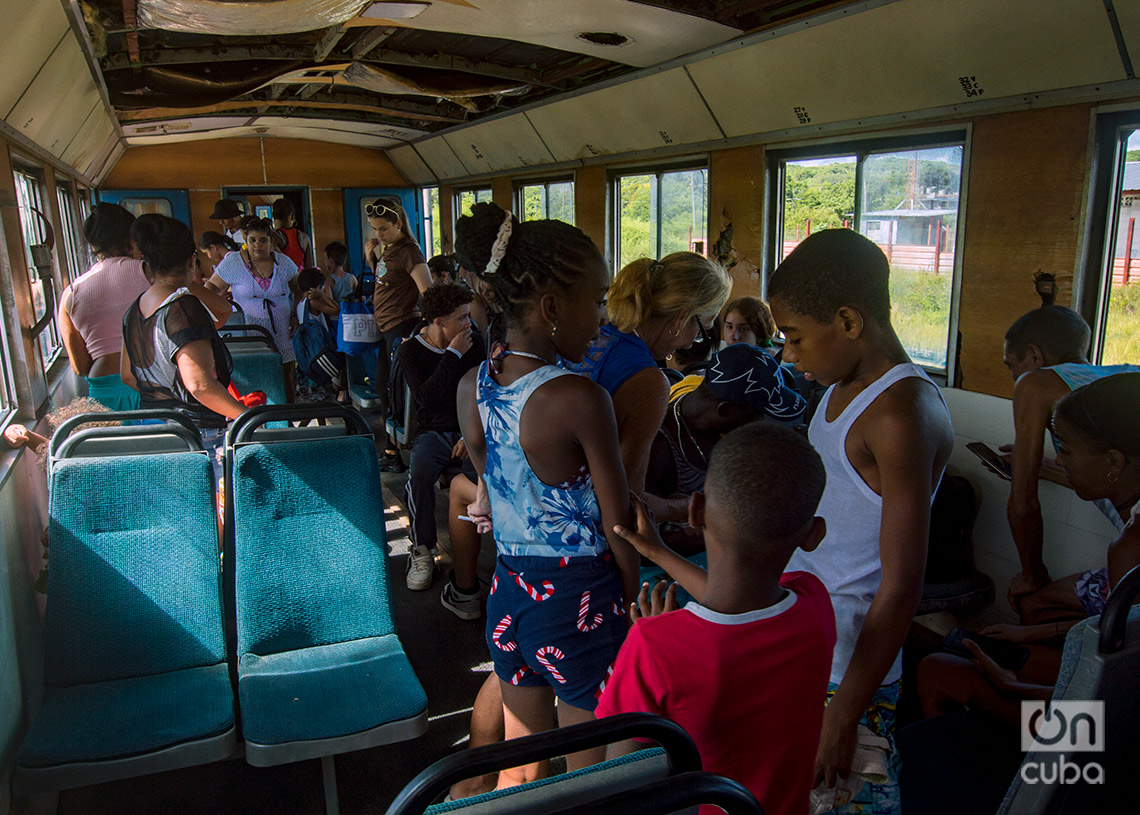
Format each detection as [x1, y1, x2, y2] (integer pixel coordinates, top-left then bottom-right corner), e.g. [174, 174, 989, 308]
[566, 250, 731, 494]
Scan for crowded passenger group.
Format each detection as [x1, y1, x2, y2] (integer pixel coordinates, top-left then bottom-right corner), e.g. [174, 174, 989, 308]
[9, 194, 1138, 815]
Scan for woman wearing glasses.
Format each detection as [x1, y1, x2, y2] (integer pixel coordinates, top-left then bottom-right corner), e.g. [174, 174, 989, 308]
[205, 217, 302, 401]
[565, 252, 731, 496]
[365, 199, 432, 470]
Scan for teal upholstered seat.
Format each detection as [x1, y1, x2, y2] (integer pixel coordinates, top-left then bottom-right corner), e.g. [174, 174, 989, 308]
[229, 345, 286, 406]
[14, 450, 236, 795]
[231, 428, 427, 808]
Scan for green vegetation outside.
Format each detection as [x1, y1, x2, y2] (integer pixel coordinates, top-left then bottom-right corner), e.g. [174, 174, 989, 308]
[1103, 282, 1140, 364]
[890, 268, 952, 369]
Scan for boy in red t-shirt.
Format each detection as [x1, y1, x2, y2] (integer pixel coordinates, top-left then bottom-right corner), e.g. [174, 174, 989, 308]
[598, 422, 836, 815]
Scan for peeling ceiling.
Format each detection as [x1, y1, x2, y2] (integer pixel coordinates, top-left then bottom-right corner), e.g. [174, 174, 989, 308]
[82, 0, 858, 149]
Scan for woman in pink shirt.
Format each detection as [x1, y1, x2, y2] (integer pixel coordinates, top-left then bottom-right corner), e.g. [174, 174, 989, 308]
[57, 203, 151, 410]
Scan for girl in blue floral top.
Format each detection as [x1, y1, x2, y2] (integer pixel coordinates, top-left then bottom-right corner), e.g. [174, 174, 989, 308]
[455, 202, 637, 788]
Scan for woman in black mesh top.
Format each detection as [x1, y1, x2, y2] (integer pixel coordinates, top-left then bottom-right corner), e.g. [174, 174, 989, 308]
[122, 214, 245, 483]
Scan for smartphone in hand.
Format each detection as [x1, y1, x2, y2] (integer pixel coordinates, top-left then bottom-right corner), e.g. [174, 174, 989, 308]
[942, 627, 1030, 671]
[966, 442, 1013, 481]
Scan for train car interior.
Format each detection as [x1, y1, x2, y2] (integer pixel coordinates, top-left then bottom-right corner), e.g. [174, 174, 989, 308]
[0, 0, 1138, 812]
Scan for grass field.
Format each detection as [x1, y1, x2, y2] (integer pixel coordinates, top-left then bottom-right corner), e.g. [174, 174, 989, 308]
[1103, 282, 1140, 364]
[890, 269, 952, 369]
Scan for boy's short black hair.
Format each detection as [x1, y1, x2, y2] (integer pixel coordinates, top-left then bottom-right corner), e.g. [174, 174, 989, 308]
[768, 229, 891, 326]
[324, 241, 348, 268]
[272, 198, 295, 220]
[422, 282, 475, 323]
[298, 267, 324, 292]
[1004, 305, 1090, 362]
[705, 423, 826, 548]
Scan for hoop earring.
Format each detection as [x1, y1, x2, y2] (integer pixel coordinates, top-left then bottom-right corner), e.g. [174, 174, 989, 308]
[1108, 470, 1119, 483]
[665, 353, 674, 361]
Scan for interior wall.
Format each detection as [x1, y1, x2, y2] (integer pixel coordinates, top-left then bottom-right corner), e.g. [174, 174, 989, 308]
[709, 144, 766, 303]
[573, 165, 606, 255]
[956, 104, 1095, 398]
[103, 137, 407, 254]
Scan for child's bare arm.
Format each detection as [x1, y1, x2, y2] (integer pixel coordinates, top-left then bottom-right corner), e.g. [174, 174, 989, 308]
[816, 394, 945, 787]
[456, 368, 485, 475]
[575, 380, 638, 609]
[613, 493, 708, 604]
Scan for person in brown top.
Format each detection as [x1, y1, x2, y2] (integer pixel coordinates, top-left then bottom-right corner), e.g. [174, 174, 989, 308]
[366, 198, 431, 469]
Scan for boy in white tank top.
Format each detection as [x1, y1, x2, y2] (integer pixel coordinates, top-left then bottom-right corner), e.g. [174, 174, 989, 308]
[769, 230, 954, 814]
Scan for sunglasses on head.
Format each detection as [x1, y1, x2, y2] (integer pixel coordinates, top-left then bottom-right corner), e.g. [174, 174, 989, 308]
[366, 201, 398, 219]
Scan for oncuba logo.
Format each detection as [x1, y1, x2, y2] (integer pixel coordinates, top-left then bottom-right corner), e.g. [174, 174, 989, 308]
[1019, 701, 1105, 785]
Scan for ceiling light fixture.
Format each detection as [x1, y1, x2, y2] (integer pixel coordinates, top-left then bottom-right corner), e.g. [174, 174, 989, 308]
[362, 2, 431, 19]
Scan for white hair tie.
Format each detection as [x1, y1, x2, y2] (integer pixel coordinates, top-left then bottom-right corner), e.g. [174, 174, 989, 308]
[483, 210, 514, 276]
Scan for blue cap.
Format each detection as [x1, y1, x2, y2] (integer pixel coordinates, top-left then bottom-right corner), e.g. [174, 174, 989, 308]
[705, 344, 806, 421]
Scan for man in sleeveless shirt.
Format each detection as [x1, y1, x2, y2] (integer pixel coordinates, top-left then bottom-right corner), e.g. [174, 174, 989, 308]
[769, 230, 954, 815]
[1001, 305, 1140, 619]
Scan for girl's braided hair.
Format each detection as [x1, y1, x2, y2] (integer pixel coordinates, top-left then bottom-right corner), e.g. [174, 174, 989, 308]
[454, 202, 601, 326]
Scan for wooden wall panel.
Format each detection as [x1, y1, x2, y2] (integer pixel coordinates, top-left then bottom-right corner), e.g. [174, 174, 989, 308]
[492, 177, 513, 212]
[709, 145, 765, 303]
[439, 184, 454, 255]
[309, 189, 345, 264]
[0, 145, 44, 406]
[957, 104, 1093, 397]
[574, 165, 606, 258]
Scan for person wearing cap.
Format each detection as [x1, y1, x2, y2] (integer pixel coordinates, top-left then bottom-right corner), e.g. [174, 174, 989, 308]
[210, 198, 245, 247]
[645, 343, 808, 529]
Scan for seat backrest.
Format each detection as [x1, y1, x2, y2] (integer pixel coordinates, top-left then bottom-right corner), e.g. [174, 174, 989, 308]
[44, 451, 224, 687]
[232, 435, 394, 656]
[228, 345, 286, 405]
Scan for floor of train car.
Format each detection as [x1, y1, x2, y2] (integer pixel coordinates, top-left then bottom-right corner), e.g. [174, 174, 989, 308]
[59, 424, 499, 815]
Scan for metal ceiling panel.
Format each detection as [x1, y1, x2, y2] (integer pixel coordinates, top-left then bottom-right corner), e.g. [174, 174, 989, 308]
[687, 0, 1126, 138]
[1113, 0, 1140, 73]
[414, 136, 469, 180]
[387, 145, 436, 186]
[525, 68, 721, 162]
[441, 115, 555, 175]
[0, 0, 70, 119]
[68, 111, 116, 177]
[9, 38, 102, 157]
[59, 101, 103, 165]
[87, 132, 125, 185]
[372, 0, 738, 68]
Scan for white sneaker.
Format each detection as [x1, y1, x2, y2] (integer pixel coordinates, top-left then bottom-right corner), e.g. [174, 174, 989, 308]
[406, 545, 435, 591]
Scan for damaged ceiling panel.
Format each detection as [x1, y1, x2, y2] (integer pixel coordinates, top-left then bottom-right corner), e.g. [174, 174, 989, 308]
[78, 0, 861, 153]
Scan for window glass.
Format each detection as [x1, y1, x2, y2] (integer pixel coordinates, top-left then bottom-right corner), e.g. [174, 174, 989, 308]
[116, 197, 173, 218]
[775, 141, 964, 371]
[456, 187, 492, 218]
[519, 180, 575, 225]
[13, 167, 61, 368]
[617, 167, 707, 270]
[56, 182, 89, 285]
[1102, 129, 1140, 364]
[421, 187, 442, 256]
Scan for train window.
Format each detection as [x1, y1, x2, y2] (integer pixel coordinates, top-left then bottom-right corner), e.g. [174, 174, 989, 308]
[517, 179, 575, 225]
[421, 187, 443, 256]
[615, 166, 709, 269]
[12, 165, 62, 370]
[114, 197, 173, 218]
[55, 182, 89, 286]
[455, 187, 492, 219]
[1086, 122, 1140, 365]
[772, 138, 965, 372]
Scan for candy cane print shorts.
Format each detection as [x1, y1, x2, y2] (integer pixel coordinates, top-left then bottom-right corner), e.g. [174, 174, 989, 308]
[485, 553, 626, 711]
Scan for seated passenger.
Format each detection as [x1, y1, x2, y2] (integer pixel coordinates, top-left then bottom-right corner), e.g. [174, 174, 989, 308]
[398, 283, 484, 591]
[647, 343, 807, 529]
[321, 240, 357, 302]
[721, 295, 777, 350]
[1001, 304, 1140, 618]
[919, 372, 1140, 710]
[601, 422, 835, 815]
[428, 253, 457, 285]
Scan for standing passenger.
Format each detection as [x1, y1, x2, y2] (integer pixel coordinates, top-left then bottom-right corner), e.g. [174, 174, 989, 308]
[204, 217, 302, 402]
[57, 203, 150, 410]
[210, 198, 245, 247]
[272, 198, 314, 269]
[455, 202, 637, 787]
[321, 240, 357, 302]
[366, 198, 432, 471]
[769, 229, 954, 813]
[198, 231, 240, 276]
